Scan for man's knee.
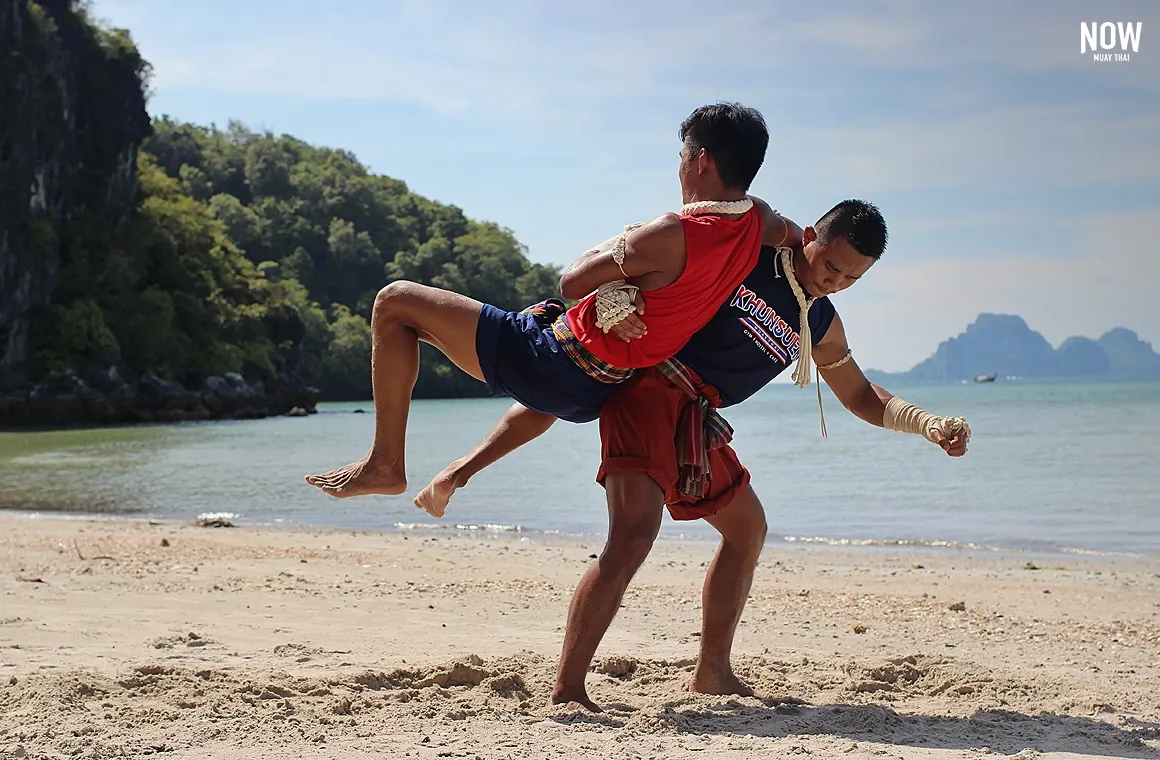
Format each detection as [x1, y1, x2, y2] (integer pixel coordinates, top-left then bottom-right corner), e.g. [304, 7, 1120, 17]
[374, 280, 422, 321]
[604, 520, 660, 569]
[710, 486, 768, 561]
[746, 512, 769, 558]
[602, 471, 664, 570]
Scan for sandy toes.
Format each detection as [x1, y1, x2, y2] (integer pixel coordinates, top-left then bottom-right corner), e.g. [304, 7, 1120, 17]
[413, 460, 466, 517]
[688, 665, 755, 697]
[550, 690, 603, 714]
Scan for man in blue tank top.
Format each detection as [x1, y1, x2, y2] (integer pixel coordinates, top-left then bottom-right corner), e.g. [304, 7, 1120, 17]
[414, 200, 971, 712]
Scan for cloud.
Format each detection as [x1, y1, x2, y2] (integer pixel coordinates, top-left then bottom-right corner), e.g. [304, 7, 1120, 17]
[93, 0, 1160, 180]
[95, 0, 1160, 115]
[771, 105, 1160, 195]
[85, 0, 1158, 373]
[774, 0, 1157, 91]
[97, 0, 761, 118]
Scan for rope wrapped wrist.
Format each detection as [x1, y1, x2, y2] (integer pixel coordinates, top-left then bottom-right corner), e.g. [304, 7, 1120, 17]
[883, 396, 971, 442]
[594, 280, 639, 332]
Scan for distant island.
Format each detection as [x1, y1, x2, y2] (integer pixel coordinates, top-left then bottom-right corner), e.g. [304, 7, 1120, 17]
[865, 313, 1160, 382]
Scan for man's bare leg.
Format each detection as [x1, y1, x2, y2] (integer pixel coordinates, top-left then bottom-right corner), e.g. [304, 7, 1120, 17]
[305, 282, 488, 498]
[551, 472, 664, 711]
[689, 485, 768, 695]
[415, 403, 558, 517]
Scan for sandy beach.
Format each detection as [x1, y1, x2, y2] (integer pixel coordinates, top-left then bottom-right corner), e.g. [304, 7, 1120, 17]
[1, 514, 1157, 759]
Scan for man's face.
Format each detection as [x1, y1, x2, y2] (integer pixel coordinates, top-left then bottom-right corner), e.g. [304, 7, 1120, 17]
[799, 227, 876, 298]
[677, 139, 700, 203]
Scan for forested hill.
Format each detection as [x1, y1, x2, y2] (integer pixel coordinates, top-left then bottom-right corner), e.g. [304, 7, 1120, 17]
[0, 0, 559, 427]
[140, 118, 561, 400]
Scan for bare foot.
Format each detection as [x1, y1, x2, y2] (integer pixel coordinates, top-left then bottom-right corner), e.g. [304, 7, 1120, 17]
[687, 665, 754, 697]
[550, 688, 602, 713]
[305, 455, 406, 498]
[413, 459, 466, 518]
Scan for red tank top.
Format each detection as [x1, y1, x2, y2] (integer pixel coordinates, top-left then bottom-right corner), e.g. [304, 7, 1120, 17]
[564, 208, 764, 368]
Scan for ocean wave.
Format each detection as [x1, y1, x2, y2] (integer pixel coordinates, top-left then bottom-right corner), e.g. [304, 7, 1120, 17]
[775, 535, 1005, 551]
[1059, 545, 1150, 559]
[769, 534, 1155, 559]
[393, 521, 524, 534]
[385, 523, 1152, 558]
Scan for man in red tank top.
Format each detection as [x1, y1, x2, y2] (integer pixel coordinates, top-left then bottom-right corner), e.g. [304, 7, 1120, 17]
[305, 103, 788, 500]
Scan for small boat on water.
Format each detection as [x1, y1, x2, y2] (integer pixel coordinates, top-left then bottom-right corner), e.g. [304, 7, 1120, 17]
[973, 373, 997, 383]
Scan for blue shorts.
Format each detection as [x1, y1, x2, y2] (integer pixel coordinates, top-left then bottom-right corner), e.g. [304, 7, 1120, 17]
[474, 303, 621, 423]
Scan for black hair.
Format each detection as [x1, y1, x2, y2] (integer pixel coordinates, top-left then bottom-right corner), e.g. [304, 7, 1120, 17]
[815, 199, 888, 259]
[678, 102, 769, 191]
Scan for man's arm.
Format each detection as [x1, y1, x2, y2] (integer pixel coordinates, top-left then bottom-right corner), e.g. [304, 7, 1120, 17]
[814, 312, 968, 456]
[559, 213, 686, 300]
[748, 195, 804, 250]
[812, 313, 889, 427]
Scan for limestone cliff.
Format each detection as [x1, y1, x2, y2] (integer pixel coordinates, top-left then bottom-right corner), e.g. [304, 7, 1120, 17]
[0, 0, 150, 379]
[901, 314, 1059, 380]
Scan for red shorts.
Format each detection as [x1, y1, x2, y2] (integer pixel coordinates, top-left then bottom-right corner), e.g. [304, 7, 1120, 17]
[597, 367, 750, 521]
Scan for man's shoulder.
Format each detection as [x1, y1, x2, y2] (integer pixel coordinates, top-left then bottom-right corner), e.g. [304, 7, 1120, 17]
[747, 195, 784, 235]
[636, 212, 684, 234]
[810, 298, 840, 345]
[747, 195, 776, 218]
[628, 213, 687, 253]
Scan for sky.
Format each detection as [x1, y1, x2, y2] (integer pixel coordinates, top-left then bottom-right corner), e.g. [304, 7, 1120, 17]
[86, 0, 1159, 372]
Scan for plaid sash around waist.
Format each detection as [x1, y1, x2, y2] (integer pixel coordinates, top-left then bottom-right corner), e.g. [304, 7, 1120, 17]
[655, 358, 734, 499]
[549, 313, 635, 385]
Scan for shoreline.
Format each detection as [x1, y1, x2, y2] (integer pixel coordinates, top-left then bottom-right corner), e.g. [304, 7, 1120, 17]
[3, 507, 1157, 565]
[0, 368, 322, 430]
[2, 513, 1158, 758]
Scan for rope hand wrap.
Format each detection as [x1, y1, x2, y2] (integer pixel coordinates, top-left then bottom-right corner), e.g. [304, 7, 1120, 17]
[884, 396, 972, 444]
[593, 198, 755, 333]
[594, 280, 640, 332]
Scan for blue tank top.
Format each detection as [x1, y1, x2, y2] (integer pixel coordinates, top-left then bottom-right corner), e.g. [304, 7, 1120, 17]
[675, 245, 836, 407]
